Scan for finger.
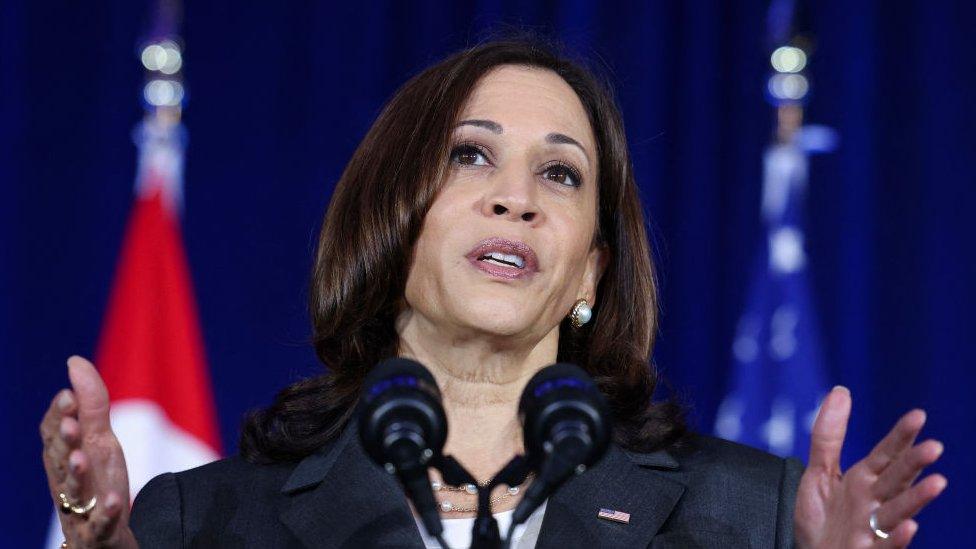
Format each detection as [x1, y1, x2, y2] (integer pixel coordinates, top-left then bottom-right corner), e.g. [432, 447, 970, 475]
[45, 416, 83, 486]
[90, 491, 125, 543]
[41, 391, 79, 487]
[56, 450, 93, 542]
[67, 355, 113, 437]
[40, 389, 77, 445]
[807, 386, 851, 472]
[43, 420, 72, 478]
[61, 415, 82, 448]
[873, 439, 944, 501]
[863, 409, 926, 474]
[64, 449, 92, 501]
[875, 473, 947, 532]
[880, 519, 918, 549]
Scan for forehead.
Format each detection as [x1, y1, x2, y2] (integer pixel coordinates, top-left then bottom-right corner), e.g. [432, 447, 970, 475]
[458, 65, 596, 151]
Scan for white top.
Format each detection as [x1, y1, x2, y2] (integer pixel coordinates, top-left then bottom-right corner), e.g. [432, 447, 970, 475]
[415, 500, 548, 549]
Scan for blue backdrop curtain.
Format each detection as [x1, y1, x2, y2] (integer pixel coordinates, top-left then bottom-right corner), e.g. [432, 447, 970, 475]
[2, 2, 972, 546]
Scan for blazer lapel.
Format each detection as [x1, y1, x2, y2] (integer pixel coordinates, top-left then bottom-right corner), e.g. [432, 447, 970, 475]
[536, 445, 686, 548]
[277, 427, 684, 548]
[278, 424, 426, 548]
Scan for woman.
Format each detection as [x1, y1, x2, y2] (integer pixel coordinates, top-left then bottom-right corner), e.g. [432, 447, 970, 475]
[40, 40, 945, 548]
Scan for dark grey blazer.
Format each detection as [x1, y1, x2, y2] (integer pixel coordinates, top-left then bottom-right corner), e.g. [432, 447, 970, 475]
[130, 424, 803, 548]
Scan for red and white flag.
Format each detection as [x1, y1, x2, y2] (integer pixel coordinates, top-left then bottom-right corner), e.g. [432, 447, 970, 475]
[46, 117, 220, 547]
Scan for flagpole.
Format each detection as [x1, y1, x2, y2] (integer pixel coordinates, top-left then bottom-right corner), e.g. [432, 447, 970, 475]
[714, 0, 837, 459]
[135, 0, 186, 214]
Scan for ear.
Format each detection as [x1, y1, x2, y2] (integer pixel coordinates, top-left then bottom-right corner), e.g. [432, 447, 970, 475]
[578, 243, 609, 303]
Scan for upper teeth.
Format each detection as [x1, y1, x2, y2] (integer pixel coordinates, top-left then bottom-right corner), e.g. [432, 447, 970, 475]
[482, 252, 525, 268]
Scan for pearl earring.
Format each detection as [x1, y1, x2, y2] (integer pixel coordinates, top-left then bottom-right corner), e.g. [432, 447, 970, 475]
[569, 298, 592, 328]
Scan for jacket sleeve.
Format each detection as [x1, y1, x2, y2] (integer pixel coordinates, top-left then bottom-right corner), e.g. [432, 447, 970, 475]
[775, 457, 805, 548]
[130, 472, 184, 548]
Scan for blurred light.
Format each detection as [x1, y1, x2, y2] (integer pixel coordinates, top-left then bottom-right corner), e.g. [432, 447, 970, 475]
[796, 125, 839, 153]
[768, 73, 809, 101]
[769, 227, 806, 273]
[141, 44, 166, 71]
[144, 79, 184, 107]
[159, 42, 182, 74]
[140, 41, 182, 74]
[771, 46, 807, 73]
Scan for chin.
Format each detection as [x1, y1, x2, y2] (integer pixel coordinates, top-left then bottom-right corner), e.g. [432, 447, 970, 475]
[453, 299, 538, 338]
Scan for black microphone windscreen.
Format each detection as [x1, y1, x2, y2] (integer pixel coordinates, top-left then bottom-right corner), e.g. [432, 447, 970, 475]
[358, 357, 447, 466]
[519, 362, 611, 467]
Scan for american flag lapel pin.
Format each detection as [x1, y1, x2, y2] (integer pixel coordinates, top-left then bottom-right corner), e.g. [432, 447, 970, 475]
[597, 508, 631, 524]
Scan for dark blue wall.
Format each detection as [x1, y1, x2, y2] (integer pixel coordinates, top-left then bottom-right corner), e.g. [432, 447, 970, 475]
[3, 2, 972, 546]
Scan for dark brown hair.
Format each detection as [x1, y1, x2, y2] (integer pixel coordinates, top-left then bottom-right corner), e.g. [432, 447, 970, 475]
[240, 38, 685, 463]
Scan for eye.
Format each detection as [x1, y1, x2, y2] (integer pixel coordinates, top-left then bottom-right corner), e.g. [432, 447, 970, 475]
[449, 143, 490, 167]
[541, 161, 583, 188]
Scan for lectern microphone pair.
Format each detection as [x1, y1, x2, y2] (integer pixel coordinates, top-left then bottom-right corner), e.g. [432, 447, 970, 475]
[357, 358, 612, 549]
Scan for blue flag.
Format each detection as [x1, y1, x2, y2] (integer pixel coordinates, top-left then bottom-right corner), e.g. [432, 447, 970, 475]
[714, 132, 832, 460]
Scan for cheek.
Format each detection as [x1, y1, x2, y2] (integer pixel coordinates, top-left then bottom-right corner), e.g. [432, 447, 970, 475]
[555, 248, 592, 299]
[548, 209, 596, 271]
[540, 230, 595, 311]
[408, 193, 465, 283]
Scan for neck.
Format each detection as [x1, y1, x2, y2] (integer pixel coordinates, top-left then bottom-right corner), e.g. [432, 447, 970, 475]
[396, 308, 559, 482]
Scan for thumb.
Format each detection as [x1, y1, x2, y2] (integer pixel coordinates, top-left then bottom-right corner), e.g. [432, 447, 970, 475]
[67, 355, 113, 436]
[808, 385, 852, 473]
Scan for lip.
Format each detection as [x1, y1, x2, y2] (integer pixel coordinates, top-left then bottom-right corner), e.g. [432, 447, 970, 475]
[465, 237, 539, 280]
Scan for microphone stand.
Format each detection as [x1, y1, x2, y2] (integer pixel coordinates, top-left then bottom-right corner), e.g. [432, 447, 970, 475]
[471, 455, 533, 549]
[416, 453, 531, 549]
[426, 454, 478, 549]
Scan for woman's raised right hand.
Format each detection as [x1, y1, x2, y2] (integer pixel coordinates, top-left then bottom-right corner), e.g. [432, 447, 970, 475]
[40, 356, 138, 548]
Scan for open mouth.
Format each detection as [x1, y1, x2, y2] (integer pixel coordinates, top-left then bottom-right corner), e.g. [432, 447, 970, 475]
[477, 251, 526, 269]
[466, 237, 539, 279]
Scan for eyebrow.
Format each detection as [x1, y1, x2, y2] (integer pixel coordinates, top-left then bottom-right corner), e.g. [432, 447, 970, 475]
[456, 119, 591, 163]
[458, 119, 502, 133]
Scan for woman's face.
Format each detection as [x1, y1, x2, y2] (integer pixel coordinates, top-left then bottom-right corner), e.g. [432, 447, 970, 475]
[404, 65, 606, 342]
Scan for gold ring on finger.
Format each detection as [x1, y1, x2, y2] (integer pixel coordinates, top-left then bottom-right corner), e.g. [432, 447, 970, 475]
[58, 492, 97, 516]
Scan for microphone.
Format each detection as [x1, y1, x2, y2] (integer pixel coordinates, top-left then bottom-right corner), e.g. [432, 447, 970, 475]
[358, 358, 448, 540]
[511, 363, 611, 527]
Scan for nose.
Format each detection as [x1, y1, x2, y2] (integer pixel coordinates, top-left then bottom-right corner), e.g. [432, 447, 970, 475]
[481, 169, 543, 224]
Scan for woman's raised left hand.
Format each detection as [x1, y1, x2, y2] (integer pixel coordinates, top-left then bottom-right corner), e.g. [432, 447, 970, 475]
[794, 386, 947, 548]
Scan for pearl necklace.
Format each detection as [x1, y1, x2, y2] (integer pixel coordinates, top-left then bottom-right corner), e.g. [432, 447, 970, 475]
[431, 474, 533, 514]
